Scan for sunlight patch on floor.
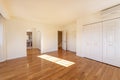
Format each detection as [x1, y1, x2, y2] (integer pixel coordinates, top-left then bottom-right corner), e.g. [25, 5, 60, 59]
[38, 54, 75, 67]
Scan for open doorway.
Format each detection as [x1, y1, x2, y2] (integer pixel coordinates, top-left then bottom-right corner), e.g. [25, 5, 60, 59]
[26, 32, 32, 49]
[58, 31, 62, 50]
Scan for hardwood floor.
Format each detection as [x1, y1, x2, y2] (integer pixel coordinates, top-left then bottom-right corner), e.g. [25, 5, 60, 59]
[0, 49, 120, 80]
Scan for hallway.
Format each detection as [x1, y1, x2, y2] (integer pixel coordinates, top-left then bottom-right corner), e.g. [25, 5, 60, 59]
[0, 49, 120, 80]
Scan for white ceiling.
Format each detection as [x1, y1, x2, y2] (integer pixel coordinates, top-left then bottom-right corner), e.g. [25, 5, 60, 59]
[1, 0, 120, 25]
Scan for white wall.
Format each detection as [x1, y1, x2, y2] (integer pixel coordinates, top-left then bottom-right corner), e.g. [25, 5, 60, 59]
[63, 22, 76, 52]
[5, 20, 27, 60]
[76, 21, 84, 57]
[4, 18, 59, 60]
[41, 26, 58, 53]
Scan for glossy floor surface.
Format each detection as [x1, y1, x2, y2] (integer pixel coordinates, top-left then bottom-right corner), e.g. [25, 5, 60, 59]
[0, 49, 120, 80]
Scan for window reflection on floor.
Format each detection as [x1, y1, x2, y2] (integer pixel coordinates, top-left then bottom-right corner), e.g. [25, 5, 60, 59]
[38, 54, 75, 67]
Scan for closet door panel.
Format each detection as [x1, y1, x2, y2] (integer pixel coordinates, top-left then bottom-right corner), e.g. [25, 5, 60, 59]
[82, 23, 102, 62]
[90, 23, 102, 61]
[114, 19, 120, 67]
[82, 25, 91, 58]
[103, 19, 117, 66]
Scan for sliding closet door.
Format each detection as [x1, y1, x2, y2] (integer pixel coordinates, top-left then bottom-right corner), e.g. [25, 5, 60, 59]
[114, 19, 120, 67]
[103, 19, 120, 67]
[90, 23, 102, 61]
[82, 25, 91, 58]
[82, 23, 102, 61]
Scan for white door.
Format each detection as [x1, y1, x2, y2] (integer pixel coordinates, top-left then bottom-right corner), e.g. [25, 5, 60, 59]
[89, 23, 103, 61]
[82, 25, 91, 58]
[115, 19, 120, 67]
[103, 19, 118, 66]
[32, 28, 36, 48]
[36, 31, 41, 50]
[83, 23, 102, 61]
[62, 31, 67, 50]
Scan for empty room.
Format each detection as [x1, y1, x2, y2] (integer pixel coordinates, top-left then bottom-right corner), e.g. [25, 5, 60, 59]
[0, 0, 120, 80]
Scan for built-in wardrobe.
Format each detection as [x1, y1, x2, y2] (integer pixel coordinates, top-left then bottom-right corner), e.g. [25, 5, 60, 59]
[82, 18, 120, 67]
